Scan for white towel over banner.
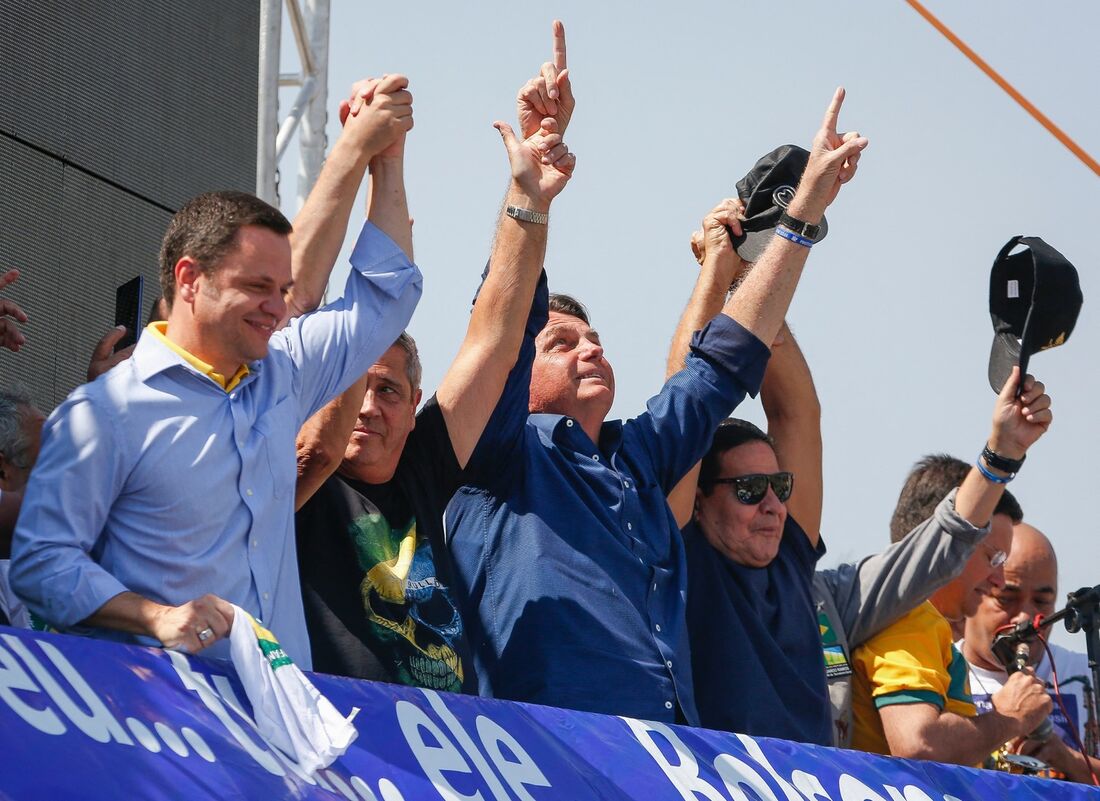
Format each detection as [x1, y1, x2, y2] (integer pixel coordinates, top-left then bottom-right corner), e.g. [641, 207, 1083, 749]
[227, 605, 359, 774]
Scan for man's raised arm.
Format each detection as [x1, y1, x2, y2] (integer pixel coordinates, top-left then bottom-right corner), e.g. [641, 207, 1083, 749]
[664, 199, 745, 526]
[721, 89, 866, 346]
[284, 75, 414, 319]
[436, 43, 577, 468]
[828, 367, 1053, 649]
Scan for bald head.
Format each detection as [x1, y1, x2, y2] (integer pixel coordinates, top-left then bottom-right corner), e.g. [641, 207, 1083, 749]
[1010, 522, 1058, 577]
[962, 521, 1060, 671]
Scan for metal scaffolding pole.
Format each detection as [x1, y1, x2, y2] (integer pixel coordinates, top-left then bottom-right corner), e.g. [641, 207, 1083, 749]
[256, 0, 282, 204]
[255, 0, 330, 209]
[297, 0, 330, 210]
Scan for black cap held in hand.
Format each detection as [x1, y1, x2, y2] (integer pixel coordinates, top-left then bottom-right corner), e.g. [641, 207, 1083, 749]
[988, 235, 1082, 393]
[731, 145, 828, 262]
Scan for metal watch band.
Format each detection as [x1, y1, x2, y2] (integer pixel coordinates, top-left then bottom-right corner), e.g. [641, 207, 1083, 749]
[778, 211, 820, 241]
[981, 444, 1025, 474]
[505, 205, 549, 225]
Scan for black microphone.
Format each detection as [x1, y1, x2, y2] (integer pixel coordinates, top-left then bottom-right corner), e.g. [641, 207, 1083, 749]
[1014, 643, 1054, 742]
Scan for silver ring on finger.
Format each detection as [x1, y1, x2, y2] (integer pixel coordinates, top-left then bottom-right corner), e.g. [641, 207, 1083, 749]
[197, 627, 215, 642]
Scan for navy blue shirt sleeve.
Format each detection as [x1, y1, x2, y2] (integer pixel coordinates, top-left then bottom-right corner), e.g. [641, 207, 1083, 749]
[627, 313, 770, 493]
[462, 270, 549, 487]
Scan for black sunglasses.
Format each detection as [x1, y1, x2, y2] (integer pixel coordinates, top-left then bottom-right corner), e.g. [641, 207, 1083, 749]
[710, 472, 794, 505]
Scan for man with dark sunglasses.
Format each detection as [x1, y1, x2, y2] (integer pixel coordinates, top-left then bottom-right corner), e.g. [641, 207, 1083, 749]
[666, 185, 1055, 745]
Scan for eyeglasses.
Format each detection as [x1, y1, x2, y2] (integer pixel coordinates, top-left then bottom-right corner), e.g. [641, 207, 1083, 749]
[710, 472, 794, 505]
[985, 547, 1008, 569]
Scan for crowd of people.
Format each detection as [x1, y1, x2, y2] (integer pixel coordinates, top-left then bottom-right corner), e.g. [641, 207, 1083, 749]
[1, 21, 1096, 784]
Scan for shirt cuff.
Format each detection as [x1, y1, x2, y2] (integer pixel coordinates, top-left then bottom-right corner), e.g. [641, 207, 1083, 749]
[349, 220, 417, 294]
[689, 314, 770, 398]
[934, 488, 991, 545]
[42, 567, 130, 629]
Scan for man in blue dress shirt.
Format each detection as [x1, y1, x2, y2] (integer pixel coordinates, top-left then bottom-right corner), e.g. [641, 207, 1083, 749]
[10, 76, 421, 669]
[446, 89, 868, 722]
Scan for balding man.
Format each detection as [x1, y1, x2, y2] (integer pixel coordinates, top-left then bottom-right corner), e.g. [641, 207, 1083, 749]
[961, 522, 1100, 783]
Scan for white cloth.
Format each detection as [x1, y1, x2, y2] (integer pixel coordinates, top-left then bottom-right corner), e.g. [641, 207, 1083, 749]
[960, 638, 1093, 749]
[228, 605, 358, 774]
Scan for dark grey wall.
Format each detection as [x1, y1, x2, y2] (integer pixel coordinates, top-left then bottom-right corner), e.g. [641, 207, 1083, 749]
[0, 1, 259, 410]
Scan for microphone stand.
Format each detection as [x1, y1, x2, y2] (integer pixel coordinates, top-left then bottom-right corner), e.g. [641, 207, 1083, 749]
[1062, 585, 1100, 723]
[991, 584, 1100, 748]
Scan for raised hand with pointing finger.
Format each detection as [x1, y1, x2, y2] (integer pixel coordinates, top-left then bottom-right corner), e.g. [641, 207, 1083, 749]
[517, 20, 574, 139]
[789, 87, 868, 223]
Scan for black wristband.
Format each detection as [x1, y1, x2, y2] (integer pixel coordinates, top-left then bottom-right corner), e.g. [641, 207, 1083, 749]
[981, 444, 1025, 475]
[778, 211, 821, 241]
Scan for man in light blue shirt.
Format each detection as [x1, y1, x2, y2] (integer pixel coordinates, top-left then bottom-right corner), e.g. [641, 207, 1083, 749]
[10, 76, 421, 668]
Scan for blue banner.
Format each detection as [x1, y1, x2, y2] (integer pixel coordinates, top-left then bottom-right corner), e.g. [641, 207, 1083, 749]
[0, 626, 1094, 800]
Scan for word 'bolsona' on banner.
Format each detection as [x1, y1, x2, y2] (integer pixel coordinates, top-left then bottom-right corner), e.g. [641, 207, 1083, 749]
[0, 626, 1093, 800]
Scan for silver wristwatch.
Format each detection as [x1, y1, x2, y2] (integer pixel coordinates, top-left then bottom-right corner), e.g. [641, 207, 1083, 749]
[505, 205, 549, 225]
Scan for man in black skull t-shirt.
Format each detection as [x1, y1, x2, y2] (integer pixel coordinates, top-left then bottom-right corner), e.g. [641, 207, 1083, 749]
[295, 336, 473, 691]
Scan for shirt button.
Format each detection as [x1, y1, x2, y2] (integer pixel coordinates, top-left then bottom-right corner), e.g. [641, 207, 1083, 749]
[655, 624, 662, 632]
[652, 583, 657, 591]
[666, 660, 673, 669]
[664, 701, 673, 710]
[263, 592, 270, 601]
[626, 522, 633, 531]
[624, 479, 632, 488]
[252, 539, 259, 548]
[592, 454, 599, 462]
[246, 489, 254, 497]
[565, 419, 574, 427]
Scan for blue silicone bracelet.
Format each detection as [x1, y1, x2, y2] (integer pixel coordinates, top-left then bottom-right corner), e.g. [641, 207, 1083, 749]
[775, 226, 814, 248]
[975, 457, 1013, 484]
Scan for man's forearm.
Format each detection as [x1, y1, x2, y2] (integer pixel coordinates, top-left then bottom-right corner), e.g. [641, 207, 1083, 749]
[718, 184, 826, 348]
[760, 324, 822, 539]
[954, 468, 1009, 530]
[436, 182, 549, 467]
[295, 374, 369, 511]
[286, 129, 376, 318]
[83, 591, 167, 639]
[665, 257, 729, 380]
[886, 706, 1019, 764]
[366, 156, 412, 260]
[841, 492, 984, 648]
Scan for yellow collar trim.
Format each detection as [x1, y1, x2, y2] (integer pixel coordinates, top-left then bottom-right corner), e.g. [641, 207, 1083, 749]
[146, 322, 249, 392]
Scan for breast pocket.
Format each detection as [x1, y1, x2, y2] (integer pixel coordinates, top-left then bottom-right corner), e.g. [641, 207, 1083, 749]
[252, 400, 298, 500]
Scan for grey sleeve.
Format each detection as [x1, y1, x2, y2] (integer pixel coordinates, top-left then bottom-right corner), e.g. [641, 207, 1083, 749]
[817, 488, 988, 649]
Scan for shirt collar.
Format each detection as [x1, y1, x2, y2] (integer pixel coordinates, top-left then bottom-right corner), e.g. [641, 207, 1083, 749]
[529, 413, 624, 455]
[134, 322, 251, 392]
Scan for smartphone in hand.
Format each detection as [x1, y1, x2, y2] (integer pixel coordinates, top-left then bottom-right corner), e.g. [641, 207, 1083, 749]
[114, 276, 144, 352]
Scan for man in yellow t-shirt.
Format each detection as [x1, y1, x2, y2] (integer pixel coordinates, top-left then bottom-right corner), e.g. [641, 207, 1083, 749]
[850, 377, 1055, 765]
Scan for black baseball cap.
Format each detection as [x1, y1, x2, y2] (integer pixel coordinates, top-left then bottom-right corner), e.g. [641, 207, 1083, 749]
[731, 144, 827, 262]
[988, 235, 1082, 393]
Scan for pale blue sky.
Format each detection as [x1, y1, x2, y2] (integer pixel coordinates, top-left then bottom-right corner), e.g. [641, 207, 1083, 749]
[279, 1, 1099, 649]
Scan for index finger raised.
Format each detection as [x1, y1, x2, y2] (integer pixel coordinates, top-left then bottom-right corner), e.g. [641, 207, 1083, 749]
[821, 86, 845, 134]
[552, 20, 567, 70]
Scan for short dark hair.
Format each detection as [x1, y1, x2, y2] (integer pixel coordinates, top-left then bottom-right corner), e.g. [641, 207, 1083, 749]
[889, 453, 1023, 543]
[698, 418, 775, 495]
[549, 293, 590, 324]
[159, 190, 292, 306]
